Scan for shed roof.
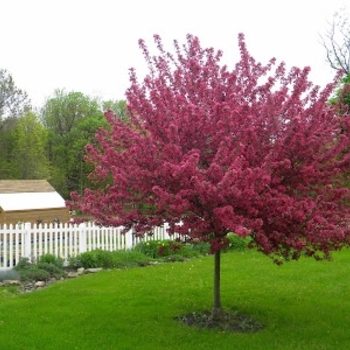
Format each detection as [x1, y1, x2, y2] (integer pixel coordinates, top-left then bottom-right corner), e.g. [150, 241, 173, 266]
[0, 192, 66, 211]
[0, 180, 66, 211]
[0, 180, 55, 193]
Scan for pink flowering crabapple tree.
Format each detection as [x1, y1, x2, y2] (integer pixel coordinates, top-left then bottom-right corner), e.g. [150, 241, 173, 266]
[70, 33, 350, 318]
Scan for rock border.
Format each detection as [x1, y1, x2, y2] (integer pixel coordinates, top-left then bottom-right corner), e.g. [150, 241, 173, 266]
[0, 267, 103, 293]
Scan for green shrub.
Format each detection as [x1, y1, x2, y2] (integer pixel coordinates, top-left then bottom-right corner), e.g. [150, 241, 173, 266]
[14, 257, 31, 270]
[179, 242, 210, 257]
[93, 250, 114, 268]
[134, 240, 187, 259]
[113, 250, 153, 268]
[68, 255, 80, 269]
[225, 233, 250, 252]
[74, 250, 100, 268]
[73, 249, 153, 269]
[38, 254, 63, 268]
[17, 267, 50, 282]
[14, 256, 66, 281]
[37, 262, 66, 280]
[133, 240, 163, 258]
[73, 249, 113, 269]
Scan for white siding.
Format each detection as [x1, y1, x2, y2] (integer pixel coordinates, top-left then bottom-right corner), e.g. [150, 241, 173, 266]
[0, 192, 66, 211]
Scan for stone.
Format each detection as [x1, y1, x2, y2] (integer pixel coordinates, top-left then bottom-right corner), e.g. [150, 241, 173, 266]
[2, 280, 22, 286]
[1, 266, 104, 294]
[34, 281, 45, 288]
[67, 272, 79, 278]
[85, 268, 102, 273]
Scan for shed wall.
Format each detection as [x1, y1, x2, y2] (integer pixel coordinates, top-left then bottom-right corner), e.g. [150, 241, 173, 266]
[0, 208, 70, 225]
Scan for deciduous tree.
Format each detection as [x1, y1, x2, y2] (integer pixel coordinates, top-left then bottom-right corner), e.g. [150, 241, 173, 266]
[11, 111, 50, 179]
[0, 69, 31, 177]
[0, 68, 31, 122]
[41, 89, 106, 197]
[321, 11, 350, 75]
[329, 74, 350, 115]
[102, 99, 128, 121]
[70, 34, 350, 319]
[321, 11, 350, 115]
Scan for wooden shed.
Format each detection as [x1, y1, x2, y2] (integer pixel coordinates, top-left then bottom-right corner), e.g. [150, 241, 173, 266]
[0, 180, 69, 225]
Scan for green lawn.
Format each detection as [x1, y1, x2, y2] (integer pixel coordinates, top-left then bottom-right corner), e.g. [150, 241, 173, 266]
[1, 249, 350, 350]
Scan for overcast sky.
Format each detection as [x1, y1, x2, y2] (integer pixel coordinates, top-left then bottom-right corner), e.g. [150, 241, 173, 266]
[1, 0, 349, 108]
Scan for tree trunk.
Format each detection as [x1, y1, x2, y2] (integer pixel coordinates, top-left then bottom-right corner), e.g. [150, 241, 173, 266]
[212, 249, 222, 319]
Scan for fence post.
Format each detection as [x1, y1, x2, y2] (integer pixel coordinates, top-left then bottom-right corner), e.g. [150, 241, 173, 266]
[23, 222, 32, 261]
[79, 223, 87, 254]
[125, 229, 133, 250]
[163, 222, 170, 240]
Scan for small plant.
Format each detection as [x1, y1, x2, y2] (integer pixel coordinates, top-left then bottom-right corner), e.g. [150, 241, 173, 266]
[225, 233, 250, 252]
[14, 257, 32, 270]
[14, 256, 66, 281]
[96, 250, 118, 268]
[73, 249, 115, 269]
[179, 242, 209, 258]
[72, 250, 98, 268]
[73, 249, 153, 269]
[37, 262, 66, 280]
[134, 240, 187, 259]
[38, 253, 57, 265]
[133, 240, 163, 258]
[103, 250, 152, 268]
[188, 241, 210, 255]
[38, 253, 63, 268]
[17, 267, 50, 282]
[68, 255, 80, 269]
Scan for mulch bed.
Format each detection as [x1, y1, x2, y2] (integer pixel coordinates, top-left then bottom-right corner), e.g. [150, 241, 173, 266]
[176, 310, 264, 332]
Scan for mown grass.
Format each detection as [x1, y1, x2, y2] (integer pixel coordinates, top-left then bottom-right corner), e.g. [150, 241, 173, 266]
[1, 249, 350, 349]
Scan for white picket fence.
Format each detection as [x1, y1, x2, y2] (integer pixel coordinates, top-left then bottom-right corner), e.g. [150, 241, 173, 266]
[0, 222, 175, 270]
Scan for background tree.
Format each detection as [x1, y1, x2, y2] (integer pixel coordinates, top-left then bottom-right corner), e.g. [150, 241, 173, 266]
[102, 99, 129, 121]
[0, 69, 31, 178]
[10, 110, 50, 179]
[321, 11, 350, 75]
[0, 116, 18, 178]
[65, 112, 109, 195]
[41, 89, 107, 198]
[321, 12, 350, 116]
[70, 34, 350, 320]
[329, 74, 350, 115]
[0, 68, 31, 121]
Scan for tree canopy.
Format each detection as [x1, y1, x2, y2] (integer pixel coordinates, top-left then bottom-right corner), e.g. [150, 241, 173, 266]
[11, 110, 50, 179]
[41, 89, 108, 198]
[0, 68, 31, 122]
[70, 33, 350, 315]
[0, 69, 32, 178]
[0, 82, 125, 198]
